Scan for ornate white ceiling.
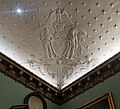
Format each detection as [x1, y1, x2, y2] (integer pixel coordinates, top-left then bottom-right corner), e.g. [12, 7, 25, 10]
[0, 0, 120, 90]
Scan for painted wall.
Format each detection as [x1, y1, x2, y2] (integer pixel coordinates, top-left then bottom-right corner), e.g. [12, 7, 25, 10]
[0, 71, 120, 109]
[0, 72, 59, 109]
[60, 72, 120, 109]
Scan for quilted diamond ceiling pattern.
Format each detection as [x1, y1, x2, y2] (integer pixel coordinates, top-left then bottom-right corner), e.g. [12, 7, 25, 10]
[0, 0, 120, 90]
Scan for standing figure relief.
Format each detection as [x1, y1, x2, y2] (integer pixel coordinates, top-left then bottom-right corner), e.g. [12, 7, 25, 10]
[63, 26, 79, 59]
[40, 27, 57, 58]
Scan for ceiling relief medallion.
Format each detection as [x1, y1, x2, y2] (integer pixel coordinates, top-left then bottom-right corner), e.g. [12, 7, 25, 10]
[26, 9, 97, 89]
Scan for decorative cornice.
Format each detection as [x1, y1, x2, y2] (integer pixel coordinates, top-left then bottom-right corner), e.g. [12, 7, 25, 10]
[0, 51, 120, 105]
[61, 51, 120, 103]
[0, 52, 61, 105]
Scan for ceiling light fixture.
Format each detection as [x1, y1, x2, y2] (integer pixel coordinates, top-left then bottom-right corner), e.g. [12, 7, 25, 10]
[16, 8, 23, 14]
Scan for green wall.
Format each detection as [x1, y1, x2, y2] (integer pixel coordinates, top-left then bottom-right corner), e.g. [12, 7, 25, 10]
[60, 72, 120, 109]
[0, 72, 59, 109]
[0, 71, 120, 109]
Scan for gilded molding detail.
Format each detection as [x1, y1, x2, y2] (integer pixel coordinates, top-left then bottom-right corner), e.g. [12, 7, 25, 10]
[77, 92, 116, 109]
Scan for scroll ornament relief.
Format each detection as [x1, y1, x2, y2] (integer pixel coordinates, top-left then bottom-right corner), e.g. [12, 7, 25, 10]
[27, 9, 97, 89]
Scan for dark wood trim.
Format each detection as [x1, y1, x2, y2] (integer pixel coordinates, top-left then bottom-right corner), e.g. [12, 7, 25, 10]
[9, 104, 28, 109]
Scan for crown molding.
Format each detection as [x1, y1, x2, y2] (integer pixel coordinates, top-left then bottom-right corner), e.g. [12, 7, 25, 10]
[0, 51, 120, 105]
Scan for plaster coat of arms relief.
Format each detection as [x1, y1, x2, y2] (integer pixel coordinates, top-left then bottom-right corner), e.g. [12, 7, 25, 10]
[27, 9, 97, 89]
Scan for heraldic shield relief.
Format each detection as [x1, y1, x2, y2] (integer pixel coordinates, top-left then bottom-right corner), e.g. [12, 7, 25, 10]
[27, 8, 97, 89]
